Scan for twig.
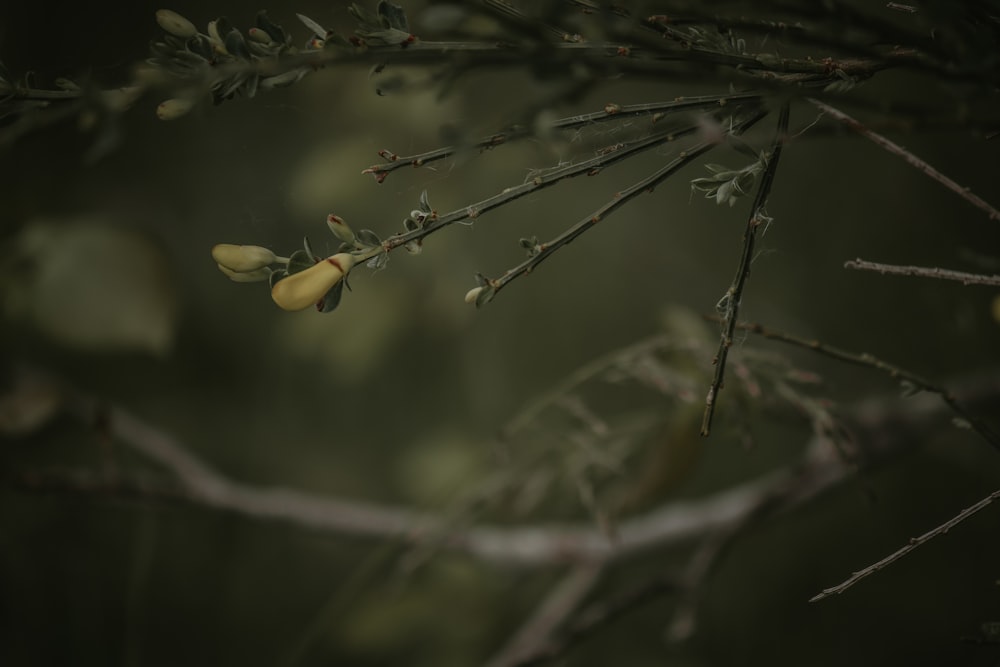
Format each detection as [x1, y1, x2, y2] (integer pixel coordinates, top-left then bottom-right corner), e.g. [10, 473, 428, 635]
[718, 318, 1000, 452]
[844, 258, 1000, 286]
[486, 109, 769, 299]
[368, 123, 704, 261]
[701, 102, 790, 437]
[809, 99, 1000, 221]
[363, 93, 762, 180]
[810, 488, 1000, 601]
[483, 562, 603, 667]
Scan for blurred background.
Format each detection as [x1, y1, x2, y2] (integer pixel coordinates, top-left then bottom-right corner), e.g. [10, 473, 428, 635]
[1, 1, 999, 665]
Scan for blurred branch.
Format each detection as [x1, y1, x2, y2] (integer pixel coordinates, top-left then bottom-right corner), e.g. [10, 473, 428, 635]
[809, 99, 1000, 221]
[718, 318, 1000, 452]
[18, 375, 976, 564]
[484, 562, 603, 667]
[509, 576, 685, 667]
[844, 258, 1000, 287]
[8, 367, 848, 566]
[10, 364, 999, 657]
[811, 488, 1000, 602]
[701, 102, 790, 436]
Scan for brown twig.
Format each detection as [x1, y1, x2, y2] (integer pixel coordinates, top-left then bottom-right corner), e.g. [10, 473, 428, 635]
[810, 488, 1000, 601]
[701, 102, 790, 436]
[844, 258, 1000, 286]
[363, 93, 762, 180]
[719, 318, 1000, 452]
[809, 99, 1000, 221]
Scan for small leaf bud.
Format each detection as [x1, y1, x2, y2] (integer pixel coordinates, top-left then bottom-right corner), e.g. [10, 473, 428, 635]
[271, 253, 355, 311]
[156, 97, 196, 121]
[247, 27, 274, 44]
[156, 9, 198, 39]
[464, 286, 483, 304]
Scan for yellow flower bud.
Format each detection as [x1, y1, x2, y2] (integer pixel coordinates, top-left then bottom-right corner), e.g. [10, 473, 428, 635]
[326, 214, 356, 245]
[156, 9, 198, 39]
[211, 244, 277, 272]
[271, 253, 355, 311]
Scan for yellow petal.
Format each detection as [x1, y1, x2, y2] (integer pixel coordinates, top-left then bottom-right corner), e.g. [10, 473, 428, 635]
[271, 254, 354, 311]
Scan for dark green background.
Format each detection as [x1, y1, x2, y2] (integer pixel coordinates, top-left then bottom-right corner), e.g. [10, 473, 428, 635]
[2, 2, 999, 665]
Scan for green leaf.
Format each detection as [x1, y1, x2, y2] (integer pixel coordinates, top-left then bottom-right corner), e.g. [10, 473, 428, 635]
[287, 249, 315, 275]
[377, 0, 410, 31]
[726, 134, 760, 160]
[256, 11, 288, 45]
[268, 268, 287, 289]
[475, 284, 497, 307]
[297, 13, 328, 38]
[357, 229, 382, 248]
[703, 163, 731, 174]
[367, 253, 389, 270]
[224, 29, 251, 60]
[317, 280, 345, 313]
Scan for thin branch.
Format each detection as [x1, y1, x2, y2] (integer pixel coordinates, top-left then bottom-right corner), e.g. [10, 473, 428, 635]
[485, 109, 770, 299]
[719, 318, 1000, 452]
[351, 109, 773, 267]
[809, 99, 1000, 221]
[701, 102, 791, 437]
[362, 93, 763, 181]
[810, 488, 1000, 601]
[483, 562, 603, 667]
[844, 258, 1000, 286]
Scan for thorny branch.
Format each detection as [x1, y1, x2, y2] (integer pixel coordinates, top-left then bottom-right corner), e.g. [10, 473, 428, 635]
[810, 99, 1000, 221]
[349, 103, 768, 273]
[721, 318, 1000, 452]
[486, 114, 768, 300]
[701, 102, 790, 437]
[362, 92, 763, 181]
[844, 258, 1000, 287]
[811, 488, 1000, 602]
